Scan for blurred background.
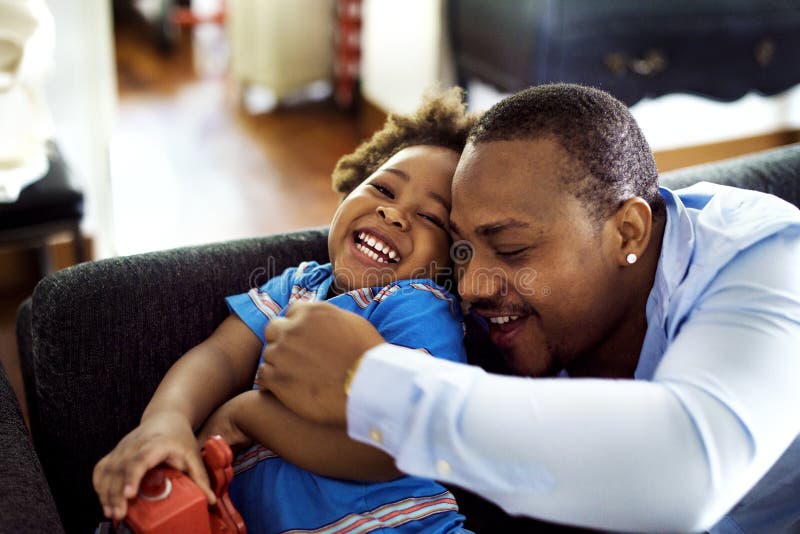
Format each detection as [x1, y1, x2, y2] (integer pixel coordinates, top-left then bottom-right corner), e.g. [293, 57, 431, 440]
[1, 0, 800, 410]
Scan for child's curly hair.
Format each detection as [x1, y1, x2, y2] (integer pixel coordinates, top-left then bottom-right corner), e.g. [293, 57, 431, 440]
[332, 86, 478, 196]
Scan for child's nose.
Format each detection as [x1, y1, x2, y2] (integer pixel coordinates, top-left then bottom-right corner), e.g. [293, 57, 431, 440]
[377, 205, 410, 231]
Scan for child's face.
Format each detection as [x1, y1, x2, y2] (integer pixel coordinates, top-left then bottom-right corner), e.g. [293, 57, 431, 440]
[328, 145, 459, 292]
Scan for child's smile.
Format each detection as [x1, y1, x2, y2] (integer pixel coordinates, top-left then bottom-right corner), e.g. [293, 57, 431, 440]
[353, 230, 401, 264]
[327, 145, 459, 292]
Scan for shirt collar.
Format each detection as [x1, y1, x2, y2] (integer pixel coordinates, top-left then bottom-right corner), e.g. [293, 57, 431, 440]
[646, 187, 695, 330]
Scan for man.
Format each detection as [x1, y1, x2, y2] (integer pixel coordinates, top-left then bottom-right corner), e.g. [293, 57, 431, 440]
[258, 84, 800, 532]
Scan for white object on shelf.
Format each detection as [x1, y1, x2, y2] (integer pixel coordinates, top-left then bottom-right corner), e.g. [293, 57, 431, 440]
[227, 0, 335, 105]
[0, 0, 54, 202]
[467, 78, 800, 153]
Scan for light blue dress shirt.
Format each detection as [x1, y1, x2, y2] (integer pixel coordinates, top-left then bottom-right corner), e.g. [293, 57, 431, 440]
[346, 183, 800, 532]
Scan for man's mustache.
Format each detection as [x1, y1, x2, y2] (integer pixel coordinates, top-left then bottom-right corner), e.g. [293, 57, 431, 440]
[465, 298, 536, 317]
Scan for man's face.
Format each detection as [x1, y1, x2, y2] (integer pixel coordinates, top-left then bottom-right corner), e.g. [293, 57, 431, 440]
[328, 145, 457, 292]
[450, 139, 627, 377]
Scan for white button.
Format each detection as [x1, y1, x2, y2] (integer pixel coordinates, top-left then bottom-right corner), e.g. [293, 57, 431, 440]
[369, 428, 383, 444]
[436, 459, 452, 477]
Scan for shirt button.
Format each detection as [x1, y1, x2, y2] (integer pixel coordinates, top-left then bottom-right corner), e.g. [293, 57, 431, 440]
[436, 459, 452, 477]
[369, 428, 383, 444]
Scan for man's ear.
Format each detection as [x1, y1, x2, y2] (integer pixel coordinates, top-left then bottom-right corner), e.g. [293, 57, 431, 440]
[611, 197, 652, 267]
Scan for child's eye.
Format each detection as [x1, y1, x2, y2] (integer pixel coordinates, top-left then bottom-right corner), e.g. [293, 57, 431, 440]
[370, 183, 394, 199]
[420, 213, 446, 230]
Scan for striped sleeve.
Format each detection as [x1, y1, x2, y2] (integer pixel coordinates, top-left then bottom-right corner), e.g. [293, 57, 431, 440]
[225, 266, 297, 343]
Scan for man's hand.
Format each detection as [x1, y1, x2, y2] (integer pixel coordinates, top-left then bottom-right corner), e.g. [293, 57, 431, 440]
[257, 301, 385, 426]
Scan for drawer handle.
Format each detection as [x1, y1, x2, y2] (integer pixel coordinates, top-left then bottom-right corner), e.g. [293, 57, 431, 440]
[604, 49, 667, 76]
[754, 38, 775, 67]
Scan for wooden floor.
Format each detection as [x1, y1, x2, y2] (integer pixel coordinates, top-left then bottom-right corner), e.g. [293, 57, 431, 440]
[1, 14, 364, 424]
[112, 17, 361, 255]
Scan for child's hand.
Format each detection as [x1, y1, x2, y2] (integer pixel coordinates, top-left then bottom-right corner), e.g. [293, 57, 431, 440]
[92, 411, 216, 521]
[197, 394, 253, 452]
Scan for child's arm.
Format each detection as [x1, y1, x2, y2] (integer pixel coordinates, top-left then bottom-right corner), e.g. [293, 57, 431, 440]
[199, 389, 402, 481]
[93, 314, 262, 520]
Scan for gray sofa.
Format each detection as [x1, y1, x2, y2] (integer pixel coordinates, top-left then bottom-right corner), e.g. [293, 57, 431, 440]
[3, 143, 799, 533]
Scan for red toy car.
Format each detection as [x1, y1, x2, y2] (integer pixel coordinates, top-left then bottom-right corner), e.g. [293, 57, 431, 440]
[112, 435, 246, 534]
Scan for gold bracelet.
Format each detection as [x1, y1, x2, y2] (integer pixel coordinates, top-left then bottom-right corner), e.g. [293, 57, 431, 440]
[343, 354, 366, 397]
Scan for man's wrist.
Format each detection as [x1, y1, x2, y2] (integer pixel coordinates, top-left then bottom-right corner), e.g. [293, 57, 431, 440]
[344, 353, 366, 397]
[345, 343, 421, 455]
[344, 342, 390, 397]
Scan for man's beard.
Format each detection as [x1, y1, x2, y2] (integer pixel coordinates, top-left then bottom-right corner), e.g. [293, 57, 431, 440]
[501, 341, 566, 378]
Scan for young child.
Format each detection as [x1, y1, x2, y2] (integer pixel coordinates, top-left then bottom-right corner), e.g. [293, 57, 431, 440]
[94, 88, 477, 533]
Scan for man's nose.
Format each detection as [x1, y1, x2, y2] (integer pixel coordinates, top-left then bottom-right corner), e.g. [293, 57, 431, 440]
[377, 205, 410, 231]
[457, 253, 506, 302]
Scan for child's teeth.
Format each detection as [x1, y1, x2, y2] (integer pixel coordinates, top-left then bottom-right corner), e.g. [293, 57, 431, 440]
[357, 232, 400, 262]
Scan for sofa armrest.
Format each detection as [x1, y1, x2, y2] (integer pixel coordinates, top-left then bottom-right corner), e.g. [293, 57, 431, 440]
[0, 363, 64, 533]
[21, 228, 329, 533]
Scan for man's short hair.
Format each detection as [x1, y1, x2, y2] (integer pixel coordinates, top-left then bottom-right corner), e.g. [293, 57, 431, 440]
[332, 86, 477, 196]
[469, 83, 665, 222]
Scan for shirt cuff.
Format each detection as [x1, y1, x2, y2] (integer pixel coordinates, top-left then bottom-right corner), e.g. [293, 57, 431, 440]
[346, 343, 437, 455]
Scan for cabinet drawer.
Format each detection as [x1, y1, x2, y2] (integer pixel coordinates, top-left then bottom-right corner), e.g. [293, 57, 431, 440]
[450, 0, 800, 105]
[548, 4, 800, 104]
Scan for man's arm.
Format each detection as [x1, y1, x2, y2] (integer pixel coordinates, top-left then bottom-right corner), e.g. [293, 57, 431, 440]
[261, 235, 800, 531]
[346, 233, 800, 531]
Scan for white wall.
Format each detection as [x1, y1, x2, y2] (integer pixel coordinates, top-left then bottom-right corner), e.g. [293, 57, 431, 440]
[360, 0, 454, 115]
[44, 0, 117, 258]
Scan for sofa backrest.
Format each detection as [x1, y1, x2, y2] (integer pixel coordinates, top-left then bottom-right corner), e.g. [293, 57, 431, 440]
[659, 143, 800, 207]
[20, 229, 331, 533]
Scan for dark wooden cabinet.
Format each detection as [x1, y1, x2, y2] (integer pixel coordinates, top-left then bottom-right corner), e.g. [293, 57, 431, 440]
[449, 0, 800, 105]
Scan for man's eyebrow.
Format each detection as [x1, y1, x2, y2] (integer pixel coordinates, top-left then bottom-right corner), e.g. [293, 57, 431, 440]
[474, 219, 532, 237]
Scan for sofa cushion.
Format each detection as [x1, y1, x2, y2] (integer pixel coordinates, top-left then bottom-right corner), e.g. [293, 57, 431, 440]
[0, 363, 64, 533]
